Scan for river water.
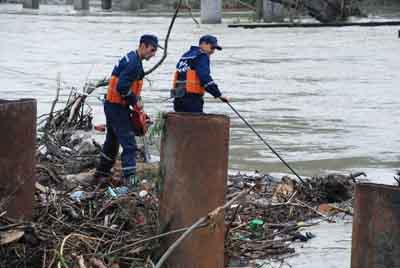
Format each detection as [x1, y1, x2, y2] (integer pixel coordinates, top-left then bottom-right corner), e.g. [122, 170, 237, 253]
[1, 4, 400, 183]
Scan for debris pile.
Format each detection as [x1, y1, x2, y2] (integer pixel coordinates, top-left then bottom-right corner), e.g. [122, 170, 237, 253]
[0, 164, 361, 267]
[35, 78, 106, 180]
[1, 161, 161, 268]
[224, 171, 361, 264]
[1, 80, 162, 267]
[0, 86, 364, 267]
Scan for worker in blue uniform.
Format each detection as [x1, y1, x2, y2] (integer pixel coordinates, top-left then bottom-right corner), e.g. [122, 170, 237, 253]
[171, 35, 229, 113]
[94, 34, 161, 187]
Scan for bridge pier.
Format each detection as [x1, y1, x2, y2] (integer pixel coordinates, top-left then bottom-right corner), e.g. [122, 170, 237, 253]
[101, 0, 111, 10]
[113, 0, 144, 11]
[23, 0, 39, 9]
[201, 0, 222, 24]
[74, 0, 89, 10]
[263, 0, 285, 22]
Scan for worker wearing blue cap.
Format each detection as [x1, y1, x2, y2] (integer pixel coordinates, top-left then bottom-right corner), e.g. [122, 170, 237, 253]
[94, 34, 160, 188]
[171, 35, 229, 113]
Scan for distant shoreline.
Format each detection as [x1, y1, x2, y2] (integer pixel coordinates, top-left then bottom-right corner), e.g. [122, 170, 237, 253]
[1, 2, 400, 19]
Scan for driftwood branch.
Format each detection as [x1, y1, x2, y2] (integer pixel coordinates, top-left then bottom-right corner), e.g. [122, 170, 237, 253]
[144, 0, 183, 76]
[45, 73, 61, 132]
[93, 1, 183, 87]
[184, 0, 200, 25]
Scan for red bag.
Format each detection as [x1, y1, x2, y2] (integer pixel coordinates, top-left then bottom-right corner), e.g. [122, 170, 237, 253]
[131, 105, 150, 136]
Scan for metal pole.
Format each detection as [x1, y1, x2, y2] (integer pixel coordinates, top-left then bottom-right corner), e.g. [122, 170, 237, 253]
[224, 101, 306, 184]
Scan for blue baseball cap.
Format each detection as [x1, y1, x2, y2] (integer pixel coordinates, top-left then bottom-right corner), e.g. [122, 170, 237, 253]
[140, 34, 163, 49]
[199, 35, 222, 50]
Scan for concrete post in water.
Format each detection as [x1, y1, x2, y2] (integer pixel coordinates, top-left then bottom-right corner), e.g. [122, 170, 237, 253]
[255, 0, 263, 21]
[201, 0, 222, 24]
[263, 0, 284, 22]
[115, 0, 143, 11]
[23, 0, 39, 9]
[101, 0, 111, 10]
[351, 183, 400, 268]
[159, 113, 229, 268]
[0, 99, 36, 220]
[74, 0, 89, 10]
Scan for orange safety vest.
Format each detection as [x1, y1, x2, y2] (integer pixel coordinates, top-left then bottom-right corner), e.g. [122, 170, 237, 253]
[172, 69, 205, 96]
[106, 75, 143, 105]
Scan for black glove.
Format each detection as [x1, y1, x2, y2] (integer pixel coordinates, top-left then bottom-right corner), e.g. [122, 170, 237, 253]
[219, 96, 229, 103]
[124, 95, 137, 107]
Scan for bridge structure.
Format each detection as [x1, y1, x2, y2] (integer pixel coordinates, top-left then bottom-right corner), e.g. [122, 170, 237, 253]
[18, 0, 285, 24]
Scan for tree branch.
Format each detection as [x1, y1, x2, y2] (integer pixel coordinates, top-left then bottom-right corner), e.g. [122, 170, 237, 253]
[144, 0, 183, 76]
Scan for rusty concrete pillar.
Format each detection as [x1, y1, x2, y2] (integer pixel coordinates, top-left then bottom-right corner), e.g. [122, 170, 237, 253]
[351, 183, 400, 268]
[159, 113, 230, 268]
[0, 99, 36, 220]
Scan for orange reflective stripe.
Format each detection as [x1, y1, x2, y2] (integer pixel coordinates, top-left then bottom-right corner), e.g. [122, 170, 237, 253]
[186, 70, 205, 95]
[172, 71, 178, 90]
[106, 75, 125, 104]
[171, 69, 205, 95]
[131, 80, 143, 96]
[171, 70, 205, 95]
[106, 75, 143, 105]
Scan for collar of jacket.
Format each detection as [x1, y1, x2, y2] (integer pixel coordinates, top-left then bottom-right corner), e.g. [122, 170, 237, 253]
[190, 46, 207, 55]
[133, 50, 144, 79]
[134, 50, 143, 62]
[180, 46, 207, 60]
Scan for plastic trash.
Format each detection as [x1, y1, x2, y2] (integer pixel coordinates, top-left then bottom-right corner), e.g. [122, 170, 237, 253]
[107, 186, 129, 198]
[107, 187, 117, 198]
[249, 219, 264, 231]
[292, 231, 316, 242]
[69, 191, 86, 202]
[139, 190, 148, 198]
[297, 221, 306, 227]
[94, 124, 106, 132]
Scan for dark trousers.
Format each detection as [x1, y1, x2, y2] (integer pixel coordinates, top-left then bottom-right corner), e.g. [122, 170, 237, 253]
[173, 94, 204, 113]
[96, 101, 137, 178]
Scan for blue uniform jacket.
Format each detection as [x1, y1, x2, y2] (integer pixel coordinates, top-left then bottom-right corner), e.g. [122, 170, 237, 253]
[112, 50, 144, 99]
[176, 46, 221, 98]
